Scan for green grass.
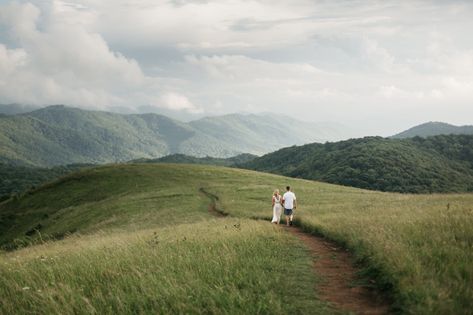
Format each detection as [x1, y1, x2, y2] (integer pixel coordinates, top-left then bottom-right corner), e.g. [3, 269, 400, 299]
[0, 164, 213, 247]
[0, 164, 336, 314]
[0, 220, 331, 314]
[1, 163, 473, 314]
[203, 169, 473, 314]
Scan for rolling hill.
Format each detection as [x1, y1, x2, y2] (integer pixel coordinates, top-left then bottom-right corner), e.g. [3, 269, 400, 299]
[392, 121, 473, 139]
[0, 105, 349, 167]
[0, 163, 93, 200]
[242, 134, 473, 193]
[0, 153, 256, 200]
[129, 153, 257, 166]
[1, 164, 472, 314]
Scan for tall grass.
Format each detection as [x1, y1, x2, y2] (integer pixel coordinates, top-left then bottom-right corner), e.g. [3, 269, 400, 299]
[204, 167, 473, 314]
[1, 163, 472, 314]
[0, 219, 333, 314]
[0, 164, 338, 314]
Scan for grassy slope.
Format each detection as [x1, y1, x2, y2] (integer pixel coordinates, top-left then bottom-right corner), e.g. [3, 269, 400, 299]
[0, 164, 213, 246]
[205, 172, 473, 314]
[0, 164, 332, 315]
[1, 164, 473, 314]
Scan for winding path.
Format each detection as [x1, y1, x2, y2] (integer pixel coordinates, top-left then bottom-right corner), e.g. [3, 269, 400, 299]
[288, 227, 389, 314]
[200, 188, 391, 314]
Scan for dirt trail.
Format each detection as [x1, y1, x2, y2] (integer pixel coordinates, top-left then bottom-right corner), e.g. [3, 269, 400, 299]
[199, 188, 228, 217]
[287, 226, 390, 314]
[200, 188, 390, 314]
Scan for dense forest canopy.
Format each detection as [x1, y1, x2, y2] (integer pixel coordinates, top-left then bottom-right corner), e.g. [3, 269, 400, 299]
[242, 134, 473, 193]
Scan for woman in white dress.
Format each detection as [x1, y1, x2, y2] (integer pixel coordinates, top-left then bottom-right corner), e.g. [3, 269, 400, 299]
[271, 189, 283, 224]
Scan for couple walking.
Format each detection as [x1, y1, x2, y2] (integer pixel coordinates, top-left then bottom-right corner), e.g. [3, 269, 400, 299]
[271, 186, 297, 226]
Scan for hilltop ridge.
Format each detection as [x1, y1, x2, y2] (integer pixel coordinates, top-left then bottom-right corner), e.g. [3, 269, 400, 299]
[242, 134, 473, 193]
[392, 121, 473, 138]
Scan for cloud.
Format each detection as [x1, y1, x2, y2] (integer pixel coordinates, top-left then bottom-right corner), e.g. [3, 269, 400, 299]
[0, 1, 196, 113]
[156, 92, 202, 113]
[184, 54, 324, 81]
[1, 0, 473, 135]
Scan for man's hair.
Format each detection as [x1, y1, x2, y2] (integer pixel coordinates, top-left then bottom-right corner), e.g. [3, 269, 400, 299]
[286, 186, 290, 191]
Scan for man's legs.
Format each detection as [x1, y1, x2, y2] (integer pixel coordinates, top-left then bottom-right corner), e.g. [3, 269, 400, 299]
[284, 208, 293, 226]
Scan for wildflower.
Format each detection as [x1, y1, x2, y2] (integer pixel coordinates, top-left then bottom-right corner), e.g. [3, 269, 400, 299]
[22, 287, 30, 290]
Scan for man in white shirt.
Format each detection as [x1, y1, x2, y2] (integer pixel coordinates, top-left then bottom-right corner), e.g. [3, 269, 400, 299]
[282, 186, 297, 226]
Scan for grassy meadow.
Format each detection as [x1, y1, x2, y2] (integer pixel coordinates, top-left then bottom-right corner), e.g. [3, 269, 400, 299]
[0, 220, 328, 314]
[1, 163, 473, 314]
[205, 169, 473, 314]
[0, 164, 333, 315]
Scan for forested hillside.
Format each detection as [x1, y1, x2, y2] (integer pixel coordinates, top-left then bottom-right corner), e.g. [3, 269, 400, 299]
[130, 153, 257, 167]
[0, 163, 91, 200]
[242, 134, 473, 193]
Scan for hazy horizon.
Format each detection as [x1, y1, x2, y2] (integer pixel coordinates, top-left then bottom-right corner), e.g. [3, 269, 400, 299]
[1, 0, 473, 136]
[2, 102, 471, 138]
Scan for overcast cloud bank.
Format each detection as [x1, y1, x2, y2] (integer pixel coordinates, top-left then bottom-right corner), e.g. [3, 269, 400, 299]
[0, 0, 472, 135]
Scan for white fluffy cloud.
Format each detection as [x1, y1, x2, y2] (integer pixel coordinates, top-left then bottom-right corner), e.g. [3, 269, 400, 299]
[0, 1, 200, 113]
[157, 92, 202, 113]
[1, 0, 473, 134]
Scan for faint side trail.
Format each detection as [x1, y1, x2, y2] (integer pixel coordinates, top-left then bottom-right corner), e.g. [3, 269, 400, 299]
[200, 188, 390, 314]
[287, 226, 390, 315]
[199, 188, 228, 217]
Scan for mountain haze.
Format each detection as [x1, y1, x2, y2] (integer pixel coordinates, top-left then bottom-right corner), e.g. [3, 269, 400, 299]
[0, 105, 347, 166]
[0, 104, 41, 115]
[392, 122, 473, 139]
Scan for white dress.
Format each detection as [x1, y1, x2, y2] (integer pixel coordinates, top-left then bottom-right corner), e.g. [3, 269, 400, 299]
[271, 195, 283, 223]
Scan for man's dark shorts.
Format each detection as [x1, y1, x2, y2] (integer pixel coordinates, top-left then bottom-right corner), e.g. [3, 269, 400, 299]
[284, 208, 293, 216]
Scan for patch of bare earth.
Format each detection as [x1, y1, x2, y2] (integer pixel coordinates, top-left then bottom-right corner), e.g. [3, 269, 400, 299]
[287, 226, 390, 315]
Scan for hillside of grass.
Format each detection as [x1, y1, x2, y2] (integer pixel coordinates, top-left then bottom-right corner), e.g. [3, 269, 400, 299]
[0, 154, 256, 202]
[1, 164, 472, 314]
[242, 134, 473, 193]
[0, 164, 332, 314]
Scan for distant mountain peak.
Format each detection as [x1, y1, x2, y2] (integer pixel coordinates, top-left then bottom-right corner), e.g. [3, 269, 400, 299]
[392, 121, 473, 139]
[0, 103, 41, 115]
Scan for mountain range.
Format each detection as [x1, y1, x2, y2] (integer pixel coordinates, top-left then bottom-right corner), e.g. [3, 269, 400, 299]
[391, 122, 473, 139]
[0, 105, 351, 167]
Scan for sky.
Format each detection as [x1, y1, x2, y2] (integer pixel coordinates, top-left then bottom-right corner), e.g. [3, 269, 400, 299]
[0, 0, 472, 136]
